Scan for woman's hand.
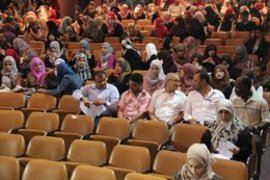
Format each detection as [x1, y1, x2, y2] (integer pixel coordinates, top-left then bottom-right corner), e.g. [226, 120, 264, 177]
[229, 147, 240, 155]
[37, 88, 48, 94]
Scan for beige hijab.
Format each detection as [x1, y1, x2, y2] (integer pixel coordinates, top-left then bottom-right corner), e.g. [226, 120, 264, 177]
[181, 143, 216, 180]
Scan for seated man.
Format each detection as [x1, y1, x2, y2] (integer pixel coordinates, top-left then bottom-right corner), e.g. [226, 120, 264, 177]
[118, 73, 151, 124]
[232, 75, 269, 127]
[73, 70, 120, 125]
[149, 73, 187, 126]
[184, 70, 225, 125]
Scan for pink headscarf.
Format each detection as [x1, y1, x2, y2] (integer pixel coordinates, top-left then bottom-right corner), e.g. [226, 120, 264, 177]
[30, 57, 46, 87]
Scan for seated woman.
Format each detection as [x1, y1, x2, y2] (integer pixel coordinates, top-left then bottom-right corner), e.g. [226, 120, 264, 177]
[0, 56, 22, 92]
[28, 57, 47, 88]
[178, 63, 197, 96]
[211, 64, 233, 99]
[201, 99, 252, 163]
[74, 53, 93, 82]
[97, 42, 115, 70]
[143, 59, 165, 96]
[144, 43, 158, 70]
[174, 143, 221, 180]
[201, 44, 221, 74]
[107, 57, 131, 94]
[125, 23, 143, 43]
[38, 63, 83, 96]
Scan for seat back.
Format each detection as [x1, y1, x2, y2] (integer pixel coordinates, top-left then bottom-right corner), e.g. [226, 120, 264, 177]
[61, 114, 94, 135]
[27, 93, 56, 110]
[96, 117, 130, 140]
[0, 133, 25, 157]
[132, 120, 169, 145]
[68, 140, 107, 166]
[26, 136, 65, 161]
[0, 110, 24, 132]
[171, 124, 207, 152]
[22, 159, 68, 180]
[26, 112, 59, 132]
[152, 150, 186, 176]
[57, 95, 80, 112]
[213, 159, 248, 180]
[231, 31, 250, 40]
[204, 38, 222, 46]
[0, 156, 20, 180]
[71, 165, 116, 180]
[124, 173, 166, 180]
[0, 93, 25, 109]
[109, 145, 150, 173]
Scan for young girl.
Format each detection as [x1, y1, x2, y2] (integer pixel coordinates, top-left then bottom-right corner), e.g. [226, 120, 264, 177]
[0, 56, 22, 92]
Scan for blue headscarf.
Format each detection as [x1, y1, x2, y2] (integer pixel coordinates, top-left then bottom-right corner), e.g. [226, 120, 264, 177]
[57, 63, 75, 83]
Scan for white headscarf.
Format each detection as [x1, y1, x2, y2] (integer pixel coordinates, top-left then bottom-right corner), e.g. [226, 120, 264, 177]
[181, 143, 216, 180]
[1, 56, 18, 77]
[145, 43, 158, 61]
[146, 59, 166, 85]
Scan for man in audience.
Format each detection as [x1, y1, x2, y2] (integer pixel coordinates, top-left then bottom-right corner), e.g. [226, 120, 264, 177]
[184, 70, 225, 125]
[118, 73, 151, 124]
[73, 70, 120, 125]
[167, 0, 186, 17]
[231, 75, 269, 127]
[149, 73, 187, 126]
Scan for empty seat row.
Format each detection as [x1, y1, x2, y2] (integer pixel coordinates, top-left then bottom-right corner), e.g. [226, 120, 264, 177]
[0, 147, 248, 180]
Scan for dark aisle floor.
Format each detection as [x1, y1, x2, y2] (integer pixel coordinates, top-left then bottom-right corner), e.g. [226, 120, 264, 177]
[259, 130, 270, 180]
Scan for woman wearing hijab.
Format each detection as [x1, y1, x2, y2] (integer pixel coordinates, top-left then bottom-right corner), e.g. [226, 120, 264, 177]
[157, 50, 177, 74]
[82, 19, 104, 43]
[143, 59, 165, 96]
[38, 63, 83, 96]
[174, 143, 221, 180]
[201, 99, 252, 163]
[153, 17, 168, 39]
[28, 57, 47, 87]
[0, 56, 22, 92]
[97, 42, 115, 70]
[211, 64, 233, 99]
[178, 63, 197, 96]
[108, 57, 131, 94]
[45, 41, 67, 68]
[121, 38, 143, 70]
[58, 16, 73, 35]
[107, 11, 125, 38]
[74, 53, 93, 82]
[71, 39, 96, 73]
[117, 4, 132, 21]
[183, 36, 203, 62]
[144, 43, 158, 70]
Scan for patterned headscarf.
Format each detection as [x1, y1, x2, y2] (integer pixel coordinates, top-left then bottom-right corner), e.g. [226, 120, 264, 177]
[208, 99, 246, 151]
[79, 39, 90, 51]
[13, 37, 30, 55]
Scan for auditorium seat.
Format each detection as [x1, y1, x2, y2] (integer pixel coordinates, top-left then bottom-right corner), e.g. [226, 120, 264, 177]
[0, 156, 20, 180]
[64, 140, 107, 175]
[127, 120, 169, 163]
[105, 145, 151, 180]
[17, 112, 59, 145]
[71, 165, 116, 180]
[204, 38, 223, 46]
[0, 133, 25, 157]
[148, 150, 186, 179]
[19, 136, 65, 167]
[231, 31, 250, 41]
[22, 159, 68, 180]
[136, 19, 152, 26]
[54, 114, 94, 151]
[0, 110, 24, 133]
[90, 117, 130, 161]
[213, 158, 248, 180]
[53, 95, 81, 123]
[125, 173, 167, 180]
[21, 93, 57, 119]
[171, 124, 207, 152]
[0, 93, 25, 110]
